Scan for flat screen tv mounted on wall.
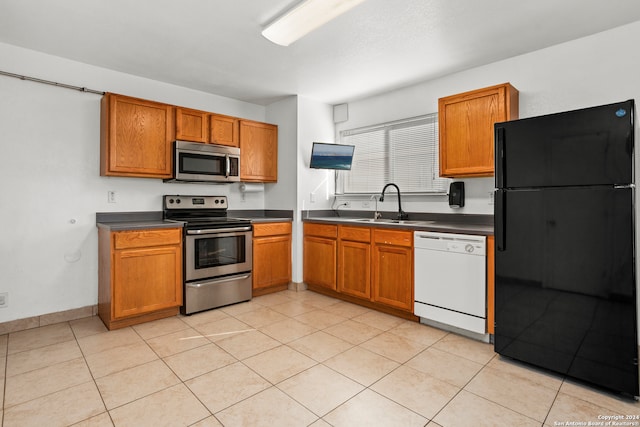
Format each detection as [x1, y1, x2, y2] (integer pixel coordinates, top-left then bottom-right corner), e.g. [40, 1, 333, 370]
[309, 142, 355, 170]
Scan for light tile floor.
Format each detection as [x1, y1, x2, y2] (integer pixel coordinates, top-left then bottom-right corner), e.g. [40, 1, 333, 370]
[0, 289, 638, 426]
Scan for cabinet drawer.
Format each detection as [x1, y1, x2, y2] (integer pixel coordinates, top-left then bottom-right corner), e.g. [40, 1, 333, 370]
[339, 225, 371, 243]
[253, 222, 292, 237]
[114, 228, 182, 250]
[304, 222, 338, 238]
[374, 229, 412, 247]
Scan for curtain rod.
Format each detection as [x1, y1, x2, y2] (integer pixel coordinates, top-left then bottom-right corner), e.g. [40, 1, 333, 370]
[0, 70, 105, 95]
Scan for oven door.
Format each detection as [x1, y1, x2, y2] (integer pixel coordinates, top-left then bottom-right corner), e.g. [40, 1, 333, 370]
[185, 227, 252, 281]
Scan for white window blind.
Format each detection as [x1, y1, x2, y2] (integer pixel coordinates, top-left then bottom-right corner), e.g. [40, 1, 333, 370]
[337, 114, 449, 194]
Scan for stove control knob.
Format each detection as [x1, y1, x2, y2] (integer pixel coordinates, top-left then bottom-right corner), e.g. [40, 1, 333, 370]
[214, 199, 219, 204]
[168, 198, 174, 204]
[176, 199, 181, 204]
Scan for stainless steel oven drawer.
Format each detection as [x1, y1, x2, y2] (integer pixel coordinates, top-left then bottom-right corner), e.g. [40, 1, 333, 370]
[182, 272, 252, 315]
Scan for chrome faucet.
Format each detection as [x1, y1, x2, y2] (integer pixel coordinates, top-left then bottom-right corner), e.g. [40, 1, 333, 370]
[370, 194, 382, 219]
[380, 183, 408, 220]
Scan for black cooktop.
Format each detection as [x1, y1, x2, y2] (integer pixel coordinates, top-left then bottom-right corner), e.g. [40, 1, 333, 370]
[163, 195, 251, 230]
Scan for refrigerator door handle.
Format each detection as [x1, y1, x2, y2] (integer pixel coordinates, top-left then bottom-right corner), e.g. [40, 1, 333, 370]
[496, 127, 506, 188]
[495, 189, 505, 251]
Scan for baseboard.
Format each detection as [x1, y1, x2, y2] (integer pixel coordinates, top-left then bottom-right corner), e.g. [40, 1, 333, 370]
[288, 281, 307, 291]
[0, 305, 98, 335]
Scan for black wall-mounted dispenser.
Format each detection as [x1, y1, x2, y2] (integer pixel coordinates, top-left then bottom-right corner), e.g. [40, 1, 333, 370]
[449, 181, 465, 208]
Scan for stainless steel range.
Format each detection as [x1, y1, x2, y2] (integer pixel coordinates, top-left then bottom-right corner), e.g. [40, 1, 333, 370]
[163, 195, 252, 315]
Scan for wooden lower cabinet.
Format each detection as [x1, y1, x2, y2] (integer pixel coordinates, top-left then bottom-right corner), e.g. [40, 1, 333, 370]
[338, 226, 371, 299]
[486, 235, 495, 334]
[304, 222, 416, 320]
[98, 227, 183, 330]
[303, 223, 338, 291]
[252, 222, 292, 296]
[372, 229, 414, 311]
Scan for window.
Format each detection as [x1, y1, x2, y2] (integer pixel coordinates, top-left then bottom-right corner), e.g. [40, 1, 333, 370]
[337, 114, 449, 194]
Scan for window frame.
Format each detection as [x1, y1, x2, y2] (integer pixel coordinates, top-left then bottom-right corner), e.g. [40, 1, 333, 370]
[336, 113, 450, 195]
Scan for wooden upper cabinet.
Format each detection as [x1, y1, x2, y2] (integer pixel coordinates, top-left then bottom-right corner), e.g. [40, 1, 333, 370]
[100, 93, 174, 178]
[175, 107, 208, 143]
[210, 114, 240, 147]
[240, 120, 278, 182]
[438, 83, 519, 178]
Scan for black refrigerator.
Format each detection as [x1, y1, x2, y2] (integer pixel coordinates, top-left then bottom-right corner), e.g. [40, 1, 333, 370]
[494, 100, 639, 396]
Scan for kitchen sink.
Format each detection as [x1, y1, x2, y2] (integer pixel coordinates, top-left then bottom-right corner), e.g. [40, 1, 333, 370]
[352, 218, 434, 225]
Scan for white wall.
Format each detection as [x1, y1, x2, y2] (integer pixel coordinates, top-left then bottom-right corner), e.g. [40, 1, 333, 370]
[0, 42, 270, 322]
[334, 20, 640, 216]
[265, 96, 336, 283]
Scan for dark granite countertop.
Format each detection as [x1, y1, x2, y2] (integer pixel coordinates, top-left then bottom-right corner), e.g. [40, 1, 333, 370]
[96, 212, 185, 231]
[96, 210, 293, 231]
[303, 211, 493, 236]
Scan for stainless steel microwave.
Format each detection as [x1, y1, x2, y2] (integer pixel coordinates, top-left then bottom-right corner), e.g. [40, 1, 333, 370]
[165, 140, 240, 183]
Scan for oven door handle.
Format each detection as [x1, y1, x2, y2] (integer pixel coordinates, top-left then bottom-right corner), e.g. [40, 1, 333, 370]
[186, 226, 252, 235]
[186, 274, 252, 288]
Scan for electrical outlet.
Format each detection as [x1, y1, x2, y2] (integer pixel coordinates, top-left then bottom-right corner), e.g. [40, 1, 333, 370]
[108, 191, 116, 203]
[310, 192, 316, 203]
[0, 292, 8, 308]
[488, 191, 495, 205]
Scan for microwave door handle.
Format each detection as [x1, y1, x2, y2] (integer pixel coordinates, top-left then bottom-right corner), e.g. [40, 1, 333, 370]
[225, 154, 230, 178]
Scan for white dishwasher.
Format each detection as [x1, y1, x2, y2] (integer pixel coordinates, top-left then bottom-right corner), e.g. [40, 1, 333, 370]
[414, 231, 487, 334]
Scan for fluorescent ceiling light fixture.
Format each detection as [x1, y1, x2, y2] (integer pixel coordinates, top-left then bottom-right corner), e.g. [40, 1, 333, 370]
[262, 0, 367, 46]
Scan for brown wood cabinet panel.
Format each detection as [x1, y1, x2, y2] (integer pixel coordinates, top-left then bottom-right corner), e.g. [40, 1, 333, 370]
[338, 225, 372, 299]
[374, 228, 412, 247]
[486, 235, 495, 334]
[438, 83, 518, 178]
[100, 93, 174, 178]
[339, 225, 371, 243]
[253, 222, 291, 238]
[304, 222, 338, 238]
[338, 239, 371, 299]
[303, 235, 337, 291]
[99, 227, 183, 330]
[210, 114, 240, 147]
[240, 120, 278, 182]
[114, 228, 182, 250]
[113, 245, 182, 319]
[372, 229, 413, 312]
[252, 222, 292, 295]
[176, 107, 208, 143]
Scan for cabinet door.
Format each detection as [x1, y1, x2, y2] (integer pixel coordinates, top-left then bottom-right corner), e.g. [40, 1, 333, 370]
[100, 93, 174, 178]
[210, 114, 240, 147]
[372, 238, 413, 312]
[112, 244, 182, 319]
[176, 108, 208, 143]
[253, 235, 292, 290]
[338, 226, 371, 299]
[338, 240, 371, 299]
[438, 83, 518, 177]
[303, 236, 337, 290]
[240, 120, 278, 182]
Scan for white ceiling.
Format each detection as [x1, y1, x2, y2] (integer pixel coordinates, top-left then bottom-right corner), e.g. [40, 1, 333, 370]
[1, 0, 640, 106]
